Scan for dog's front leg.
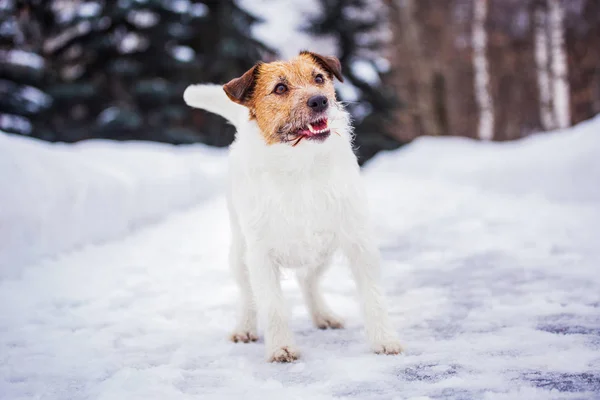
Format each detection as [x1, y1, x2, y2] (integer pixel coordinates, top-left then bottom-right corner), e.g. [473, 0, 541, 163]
[342, 237, 403, 355]
[246, 248, 300, 362]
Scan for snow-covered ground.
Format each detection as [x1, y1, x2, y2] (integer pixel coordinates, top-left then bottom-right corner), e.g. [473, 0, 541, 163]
[1, 117, 600, 399]
[0, 134, 227, 276]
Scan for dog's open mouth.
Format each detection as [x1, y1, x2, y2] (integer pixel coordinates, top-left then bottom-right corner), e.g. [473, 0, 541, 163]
[292, 118, 331, 146]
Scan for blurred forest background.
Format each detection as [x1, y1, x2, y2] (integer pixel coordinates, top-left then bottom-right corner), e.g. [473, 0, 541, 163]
[1, 0, 599, 163]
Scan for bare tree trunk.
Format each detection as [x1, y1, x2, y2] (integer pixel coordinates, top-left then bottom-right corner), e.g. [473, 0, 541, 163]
[534, 2, 555, 130]
[472, 0, 494, 140]
[548, 0, 570, 128]
[394, 0, 442, 137]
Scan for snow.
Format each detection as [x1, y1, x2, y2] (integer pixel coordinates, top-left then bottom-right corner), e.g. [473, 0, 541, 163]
[0, 134, 227, 277]
[0, 49, 44, 69]
[374, 57, 391, 74]
[237, 0, 337, 60]
[166, 0, 190, 14]
[97, 106, 120, 124]
[52, 0, 78, 24]
[78, 1, 102, 18]
[190, 3, 209, 18]
[50, 0, 101, 23]
[1, 117, 600, 398]
[336, 81, 360, 102]
[118, 32, 148, 54]
[0, 0, 13, 11]
[127, 10, 160, 28]
[350, 60, 380, 85]
[19, 85, 52, 109]
[0, 19, 17, 39]
[0, 114, 32, 135]
[171, 46, 195, 63]
[369, 116, 600, 203]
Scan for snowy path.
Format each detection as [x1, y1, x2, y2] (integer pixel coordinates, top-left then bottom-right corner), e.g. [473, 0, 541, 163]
[2, 171, 599, 399]
[2, 120, 600, 399]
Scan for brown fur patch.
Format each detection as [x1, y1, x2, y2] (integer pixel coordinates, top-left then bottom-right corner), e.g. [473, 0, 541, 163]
[299, 51, 344, 83]
[223, 52, 342, 145]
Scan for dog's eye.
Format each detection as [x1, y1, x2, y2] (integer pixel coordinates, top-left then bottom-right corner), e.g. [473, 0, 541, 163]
[315, 74, 325, 84]
[274, 83, 287, 94]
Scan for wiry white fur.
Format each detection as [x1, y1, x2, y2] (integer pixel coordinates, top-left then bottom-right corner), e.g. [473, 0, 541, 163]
[184, 84, 402, 362]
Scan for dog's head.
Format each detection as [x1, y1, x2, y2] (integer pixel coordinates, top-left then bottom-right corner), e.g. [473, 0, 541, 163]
[223, 51, 344, 146]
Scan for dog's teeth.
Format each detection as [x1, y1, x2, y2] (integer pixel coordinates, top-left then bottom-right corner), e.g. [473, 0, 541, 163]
[308, 124, 316, 133]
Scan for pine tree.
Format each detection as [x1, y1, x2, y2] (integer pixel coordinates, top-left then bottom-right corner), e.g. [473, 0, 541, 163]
[305, 0, 402, 163]
[1, 0, 274, 146]
[0, 0, 54, 140]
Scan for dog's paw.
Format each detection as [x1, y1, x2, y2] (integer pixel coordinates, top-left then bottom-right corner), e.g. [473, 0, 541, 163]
[372, 338, 403, 355]
[313, 313, 345, 330]
[229, 330, 258, 343]
[267, 346, 300, 363]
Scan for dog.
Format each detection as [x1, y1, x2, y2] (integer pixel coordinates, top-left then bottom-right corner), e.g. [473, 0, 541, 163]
[183, 51, 402, 362]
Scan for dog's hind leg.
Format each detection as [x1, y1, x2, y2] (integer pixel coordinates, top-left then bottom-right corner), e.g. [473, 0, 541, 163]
[342, 237, 403, 355]
[228, 218, 258, 343]
[297, 261, 344, 330]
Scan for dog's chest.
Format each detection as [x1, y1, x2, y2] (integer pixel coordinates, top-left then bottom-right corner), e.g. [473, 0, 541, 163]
[234, 165, 357, 267]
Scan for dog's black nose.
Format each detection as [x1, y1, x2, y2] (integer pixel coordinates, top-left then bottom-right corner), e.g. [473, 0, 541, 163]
[307, 95, 328, 112]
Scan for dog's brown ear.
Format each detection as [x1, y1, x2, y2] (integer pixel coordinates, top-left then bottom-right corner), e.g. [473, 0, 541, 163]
[223, 63, 261, 106]
[300, 51, 344, 83]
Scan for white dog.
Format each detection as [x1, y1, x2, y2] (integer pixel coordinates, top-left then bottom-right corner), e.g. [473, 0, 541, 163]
[183, 51, 402, 362]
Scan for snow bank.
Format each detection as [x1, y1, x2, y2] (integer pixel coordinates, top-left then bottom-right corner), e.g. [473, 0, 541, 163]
[367, 115, 600, 203]
[0, 133, 227, 276]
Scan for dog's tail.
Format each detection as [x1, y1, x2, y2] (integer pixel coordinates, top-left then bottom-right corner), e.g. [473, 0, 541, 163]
[183, 84, 246, 129]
